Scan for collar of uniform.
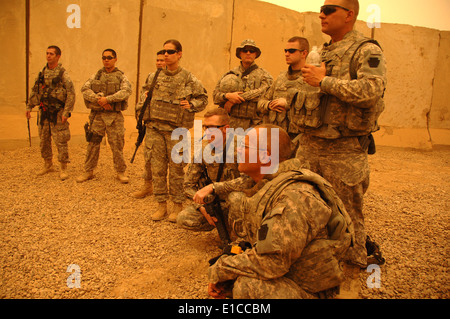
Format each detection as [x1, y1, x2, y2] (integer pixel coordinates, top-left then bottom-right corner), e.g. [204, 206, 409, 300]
[322, 30, 362, 58]
[46, 63, 63, 71]
[287, 66, 302, 80]
[163, 66, 183, 76]
[101, 67, 119, 73]
[239, 61, 256, 73]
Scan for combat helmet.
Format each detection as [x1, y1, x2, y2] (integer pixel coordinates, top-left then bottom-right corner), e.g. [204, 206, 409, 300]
[219, 73, 241, 93]
[235, 39, 261, 59]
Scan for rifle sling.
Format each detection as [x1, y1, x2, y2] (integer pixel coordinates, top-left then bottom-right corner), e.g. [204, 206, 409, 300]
[241, 63, 259, 78]
[138, 68, 162, 125]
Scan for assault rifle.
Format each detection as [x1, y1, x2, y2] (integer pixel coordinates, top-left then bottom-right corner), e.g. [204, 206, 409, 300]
[130, 68, 162, 163]
[27, 117, 31, 147]
[203, 193, 231, 247]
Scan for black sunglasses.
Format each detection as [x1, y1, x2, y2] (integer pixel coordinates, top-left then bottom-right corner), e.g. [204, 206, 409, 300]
[102, 56, 115, 60]
[284, 48, 304, 54]
[203, 124, 226, 130]
[241, 48, 257, 54]
[320, 5, 350, 15]
[161, 49, 178, 55]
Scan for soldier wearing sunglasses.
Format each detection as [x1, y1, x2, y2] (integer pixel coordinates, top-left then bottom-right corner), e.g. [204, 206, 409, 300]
[135, 39, 208, 222]
[299, 0, 387, 298]
[178, 108, 246, 233]
[78, 49, 132, 184]
[258, 36, 323, 156]
[213, 39, 273, 131]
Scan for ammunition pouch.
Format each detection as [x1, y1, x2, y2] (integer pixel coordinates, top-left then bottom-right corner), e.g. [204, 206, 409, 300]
[84, 122, 103, 144]
[358, 134, 376, 155]
[289, 89, 324, 135]
[150, 98, 195, 128]
[84, 112, 103, 144]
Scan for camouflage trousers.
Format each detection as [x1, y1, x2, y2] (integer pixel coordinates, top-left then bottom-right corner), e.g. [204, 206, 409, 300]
[177, 199, 231, 232]
[84, 111, 126, 173]
[232, 276, 316, 299]
[38, 115, 71, 163]
[295, 134, 370, 268]
[177, 205, 214, 231]
[146, 126, 185, 203]
[142, 129, 152, 180]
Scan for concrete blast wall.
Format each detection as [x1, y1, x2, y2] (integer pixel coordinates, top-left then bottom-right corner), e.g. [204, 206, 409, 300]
[1, 0, 449, 149]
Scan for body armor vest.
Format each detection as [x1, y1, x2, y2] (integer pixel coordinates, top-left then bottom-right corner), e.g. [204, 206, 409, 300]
[87, 68, 127, 112]
[233, 162, 354, 293]
[220, 65, 261, 120]
[34, 64, 67, 125]
[262, 71, 304, 132]
[35, 65, 66, 112]
[147, 68, 196, 128]
[300, 35, 385, 139]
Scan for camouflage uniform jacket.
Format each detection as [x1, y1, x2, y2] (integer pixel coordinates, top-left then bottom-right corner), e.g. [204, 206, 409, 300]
[81, 67, 132, 112]
[213, 62, 273, 129]
[27, 63, 75, 119]
[208, 159, 353, 292]
[306, 30, 387, 139]
[136, 67, 208, 131]
[258, 67, 320, 135]
[184, 140, 242, 210]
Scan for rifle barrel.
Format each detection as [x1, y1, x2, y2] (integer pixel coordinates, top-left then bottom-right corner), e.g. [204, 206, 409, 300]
[27, 118, 31, 147]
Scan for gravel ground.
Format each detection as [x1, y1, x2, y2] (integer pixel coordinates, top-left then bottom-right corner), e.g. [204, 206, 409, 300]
[0, 139, 448, 299]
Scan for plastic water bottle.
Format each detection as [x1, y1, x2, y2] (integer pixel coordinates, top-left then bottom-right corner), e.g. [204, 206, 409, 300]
[306, 46, 321, 67]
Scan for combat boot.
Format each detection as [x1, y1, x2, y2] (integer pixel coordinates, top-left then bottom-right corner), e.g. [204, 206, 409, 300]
[151, 201, 167, 221]
[335, 263, 362, 299]
[37, 159, 53, 176]
[116, 172, 129, 184]
[76, 171, 94, 183]
[168, 202, 183, 223]
[60, 163, 69, 181]
[131, 180, 153, 198]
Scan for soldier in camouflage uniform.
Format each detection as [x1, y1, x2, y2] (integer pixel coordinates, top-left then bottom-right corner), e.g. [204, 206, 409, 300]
[258, 36, 322, 155]
[177, 108, 244, 229]
[300, 0, 387, 297]
[131, 50, 167, 199]
[207, 125, 354, 299]
[26, 45, 75, 181]
[135, 39, 208, 221]
[77, 49, 132, 184]
[213, 39, 273, 131]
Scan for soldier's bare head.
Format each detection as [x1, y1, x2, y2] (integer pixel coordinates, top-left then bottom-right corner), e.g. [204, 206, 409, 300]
[156, 50, 166, 69]
[238, 125, 292, 181]
[341, 0, 359, 19]
[102, 48, 117, 58]
[47, 45, 61, 56]
[102, 49, 117, 72]
[46, 45, 61, 68]
[163, 39, 183, 71]
[285, 37, 309, 69]
[321, 0, 359, 41]
[254, 124, 292, 163]
[203, 108, 230, 147]
[288, 37, 310, 53]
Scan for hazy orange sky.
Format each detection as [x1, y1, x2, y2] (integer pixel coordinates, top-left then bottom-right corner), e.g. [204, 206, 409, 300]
[260, 0, 450, 31]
